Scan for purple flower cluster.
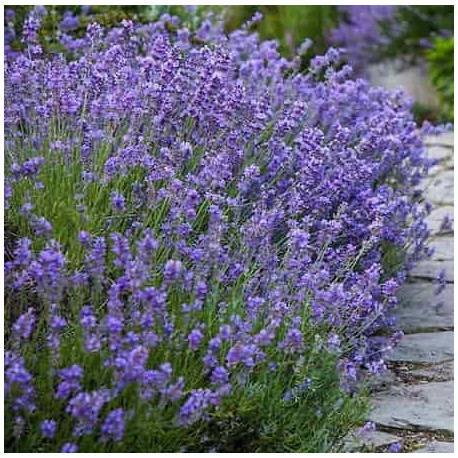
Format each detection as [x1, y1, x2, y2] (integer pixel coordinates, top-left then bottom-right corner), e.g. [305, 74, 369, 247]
[5, 352, 36, 414]
[100, 408, 125, 443]
[4, 10, 435, 451]
[41, 419, 57, 438]
[329, 6, 397, 74]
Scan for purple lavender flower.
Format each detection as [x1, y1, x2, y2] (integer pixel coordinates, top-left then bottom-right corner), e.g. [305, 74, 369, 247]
[66, 389, 110, 436]
[60, 11, 80, 32]
[47, 304, 67, 360]
[357, 421, 376, 436]
[211, 366, 229, 385]
[111, 191, 126, 213]
[137, 230, 158, 262]
[61, 443, 78, 453]
[101, 408, 125, 442]
[208, 337, 221, 353]
[188, 328, 204, 351]
[219, 325, 232, 341]
[31, 216, 52, 237]
[283, 390, 294, 403]
[389, 442, 402, 453]
[78, 230, 91, 247]
[178, 389, 221, 426]
[439, 215, 453, 233]
[327, 333, 341, 353]
[226, 344, 257, 369]
[55, 365, 84, 400]
[435, 268, 447, 295]
[164, 259, 182, 284]
[342, 361, 357, 382]
[22, 11, 41, 45]
[40, 419, 56, 438]
[160, 376, 184, 403]
[34, 5, 47, 17]
[20, 202, 34, 215]
[84, 237, 106, 278]
[12, 308, 35, 341]
[80, 306, 100, 352]
[278, 328, 303, 354]
[297, 38, 313, 55]
[5, 352, 36, 414]
[5, 9, 15, 22]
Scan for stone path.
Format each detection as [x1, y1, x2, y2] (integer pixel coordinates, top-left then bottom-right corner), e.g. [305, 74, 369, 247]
[347, 132, 454, 453]
[370, 132, 454, 453]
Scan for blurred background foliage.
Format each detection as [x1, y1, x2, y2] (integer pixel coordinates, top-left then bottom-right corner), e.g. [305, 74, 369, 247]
[223, 5, 338, 57]
[426, 36, 454, 122]
[382, 6, 454, 63]
[4, 5, 454, 122]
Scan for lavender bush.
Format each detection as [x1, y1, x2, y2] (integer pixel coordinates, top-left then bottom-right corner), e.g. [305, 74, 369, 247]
[5, 8, 436, 452]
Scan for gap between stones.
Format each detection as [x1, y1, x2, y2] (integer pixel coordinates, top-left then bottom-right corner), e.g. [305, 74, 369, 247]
[387, 361, 454, 384]
[374, 424, 454, 442]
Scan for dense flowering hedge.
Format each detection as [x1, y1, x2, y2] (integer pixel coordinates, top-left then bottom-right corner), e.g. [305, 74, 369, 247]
[5, 8, 437, 452]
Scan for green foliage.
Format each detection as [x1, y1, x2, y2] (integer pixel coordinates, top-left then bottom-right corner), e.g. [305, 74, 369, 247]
[381, 6, 454, 63]
[5, 323, 369, 452]
[224, 6, 338, 57]
[427, 36, 454, 122]
[4, 6, 399, 452]
[202, 352, 369, 453]
[5, 118, 370, 453]
[411, 102, 441, 125]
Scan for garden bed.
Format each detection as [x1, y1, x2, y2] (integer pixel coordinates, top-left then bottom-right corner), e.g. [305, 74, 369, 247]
[4, 8, 442, 453]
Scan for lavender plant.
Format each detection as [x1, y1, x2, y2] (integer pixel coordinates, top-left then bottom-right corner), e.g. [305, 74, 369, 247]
[5, 8, 436, 452]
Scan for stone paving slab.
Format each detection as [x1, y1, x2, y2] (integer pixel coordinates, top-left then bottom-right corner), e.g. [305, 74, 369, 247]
[444, 156, 454, 169]
[417, 441, 454, 453]
[365, 369, 400, 392]
[343, 430, 402, 452]
[369, 381, 454, 435]
[389, 332, 454, 364]
[429, 237, 454, 261]
[409, 260, 454, 282]
[423, 170, 454, 205]
[428, 164, 448, 177]
[396, 283, 453, 332]
[363, 431, 402, 449]
[424, 132, 454, 148]
[426, 145, 453, 161]
[364, 131, 454, 452]
[426, 206, 454, 235]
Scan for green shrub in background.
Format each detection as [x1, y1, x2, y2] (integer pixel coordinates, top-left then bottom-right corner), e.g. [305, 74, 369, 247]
[377, 6, 453, 124]
[381, 5, 454, 64]
[426, 36, 454, 122]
